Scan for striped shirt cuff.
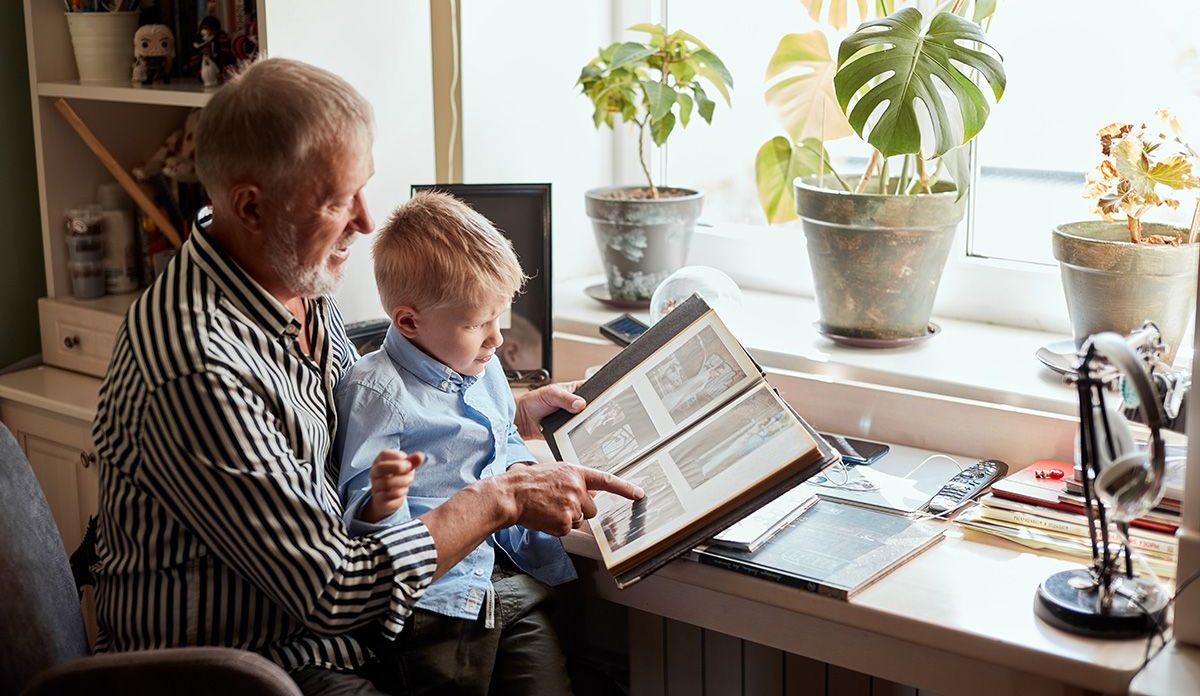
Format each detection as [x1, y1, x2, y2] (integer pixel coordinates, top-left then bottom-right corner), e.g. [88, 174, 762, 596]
[373, 517, 438, 640]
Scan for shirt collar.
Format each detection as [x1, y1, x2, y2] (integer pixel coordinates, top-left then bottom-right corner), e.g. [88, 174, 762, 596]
[187, 211, 302, 339]
[384, 325, 479, 393]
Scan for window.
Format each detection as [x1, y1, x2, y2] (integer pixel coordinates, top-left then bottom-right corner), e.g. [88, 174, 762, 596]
[631, 0, 1200, 332]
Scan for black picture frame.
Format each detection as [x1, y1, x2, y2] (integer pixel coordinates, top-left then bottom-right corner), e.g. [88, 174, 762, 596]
[411, 183, 553, 385]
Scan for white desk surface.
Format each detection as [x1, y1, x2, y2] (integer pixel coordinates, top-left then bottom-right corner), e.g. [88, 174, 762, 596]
[527, 438, 1158, 695]
[1131, 641, 1200, 695]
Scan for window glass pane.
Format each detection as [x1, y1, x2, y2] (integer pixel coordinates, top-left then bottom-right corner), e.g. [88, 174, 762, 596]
[664, 0, 871, 231]
[971, 0, 1200, 264]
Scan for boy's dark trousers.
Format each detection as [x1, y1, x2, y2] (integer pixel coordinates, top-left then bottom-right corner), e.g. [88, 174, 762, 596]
[367, 559, 574, 696]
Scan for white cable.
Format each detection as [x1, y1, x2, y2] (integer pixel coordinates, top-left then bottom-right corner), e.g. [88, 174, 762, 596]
[447, 0, 460, 183]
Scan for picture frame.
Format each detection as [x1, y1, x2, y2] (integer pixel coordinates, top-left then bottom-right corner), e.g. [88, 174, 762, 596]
[411, 183, 553, 385]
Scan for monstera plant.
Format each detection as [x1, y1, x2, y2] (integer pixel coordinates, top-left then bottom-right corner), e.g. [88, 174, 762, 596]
[755, 2, 1006, 343]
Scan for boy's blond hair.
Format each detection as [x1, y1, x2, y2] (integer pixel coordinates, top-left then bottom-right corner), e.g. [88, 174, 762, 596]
[374, 191, 527, 314]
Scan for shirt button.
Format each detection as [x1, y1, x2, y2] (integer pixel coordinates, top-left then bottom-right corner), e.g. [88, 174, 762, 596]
[474, 568, 486, 577]
[440, 380, 450, 390]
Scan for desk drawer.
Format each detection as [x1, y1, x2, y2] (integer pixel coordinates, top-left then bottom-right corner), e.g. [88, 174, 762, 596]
[39, 298, 124, 378]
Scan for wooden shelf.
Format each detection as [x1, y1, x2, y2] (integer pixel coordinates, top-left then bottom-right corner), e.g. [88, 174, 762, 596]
[38, 80, 212, 108]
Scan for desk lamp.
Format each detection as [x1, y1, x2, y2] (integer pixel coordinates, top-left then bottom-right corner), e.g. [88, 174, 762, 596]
[1035, 324, 1171, 638]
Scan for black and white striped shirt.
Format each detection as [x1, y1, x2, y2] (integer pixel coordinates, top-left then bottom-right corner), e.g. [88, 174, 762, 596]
[91, 227, 436, 672]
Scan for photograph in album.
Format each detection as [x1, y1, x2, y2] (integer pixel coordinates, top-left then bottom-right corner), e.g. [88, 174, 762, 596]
[541, 295, 839, 588]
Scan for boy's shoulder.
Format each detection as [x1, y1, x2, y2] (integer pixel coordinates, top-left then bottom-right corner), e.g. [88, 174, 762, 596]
[337, 346, 406, 399]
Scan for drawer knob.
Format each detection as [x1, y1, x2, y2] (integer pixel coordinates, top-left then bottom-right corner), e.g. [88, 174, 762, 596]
[63, 335, 80, 350]
[80, 452, 97, 468]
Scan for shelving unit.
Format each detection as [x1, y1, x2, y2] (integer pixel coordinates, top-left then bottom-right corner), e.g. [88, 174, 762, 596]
[23, 0, 228, 377]
[10, 0, 438, 560]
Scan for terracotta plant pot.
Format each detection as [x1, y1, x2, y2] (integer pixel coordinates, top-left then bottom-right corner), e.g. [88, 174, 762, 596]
[1052, 221, 1199, 363]
[794, 177, 966, 341]
[585, 187, 703, 302]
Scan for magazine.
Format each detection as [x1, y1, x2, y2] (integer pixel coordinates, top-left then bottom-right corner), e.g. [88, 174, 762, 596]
[542, 295, 837, 588]
[694, 498, 945, 600]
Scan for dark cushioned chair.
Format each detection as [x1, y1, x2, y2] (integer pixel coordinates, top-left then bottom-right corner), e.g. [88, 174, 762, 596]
[0, 422, 301, 696]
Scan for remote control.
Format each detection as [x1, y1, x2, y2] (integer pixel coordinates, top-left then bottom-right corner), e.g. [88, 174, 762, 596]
[925, 459, 1009, 514]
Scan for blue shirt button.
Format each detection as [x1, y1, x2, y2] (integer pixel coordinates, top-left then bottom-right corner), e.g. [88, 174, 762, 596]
[474, 568, 486, 577]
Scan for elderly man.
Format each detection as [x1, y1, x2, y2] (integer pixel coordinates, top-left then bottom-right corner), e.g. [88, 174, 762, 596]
[90, 58, 641, 695]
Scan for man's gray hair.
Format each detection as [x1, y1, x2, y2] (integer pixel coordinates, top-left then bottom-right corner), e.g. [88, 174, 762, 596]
[195, 57, 374, 200]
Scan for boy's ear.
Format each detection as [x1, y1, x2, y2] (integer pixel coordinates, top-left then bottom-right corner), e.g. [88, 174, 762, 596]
[391, 306, 420, 338]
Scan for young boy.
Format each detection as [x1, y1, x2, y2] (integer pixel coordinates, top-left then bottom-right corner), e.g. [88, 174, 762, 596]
[334, 191, 574, 695]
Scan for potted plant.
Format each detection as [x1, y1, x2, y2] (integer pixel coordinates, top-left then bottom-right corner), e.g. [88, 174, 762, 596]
[754, 2, 1005, 342]
[578, 24, 734, 302]
[1053, 111, 1200, 363]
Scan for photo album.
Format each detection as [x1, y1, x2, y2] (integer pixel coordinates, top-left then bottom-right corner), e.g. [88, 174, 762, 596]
[541, 295, 838, 588]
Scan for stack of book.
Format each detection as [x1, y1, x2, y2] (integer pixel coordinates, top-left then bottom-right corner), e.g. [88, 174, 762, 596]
[956, 459, 1179, 579]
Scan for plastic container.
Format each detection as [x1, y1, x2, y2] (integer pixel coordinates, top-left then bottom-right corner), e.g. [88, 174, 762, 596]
[101, 208, 139, 293]
[65, 232, 105, 262]
[65, 11, 140, 83]
[69, 260, 106, 299]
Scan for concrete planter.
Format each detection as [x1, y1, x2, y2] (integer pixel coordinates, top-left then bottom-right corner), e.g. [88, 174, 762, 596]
[1052, 221, 1198, 363]
[794, 177, 967, 341]
[585, 187, 703, 302]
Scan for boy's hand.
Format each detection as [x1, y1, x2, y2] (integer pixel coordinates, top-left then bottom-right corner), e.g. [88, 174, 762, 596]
[361, 450, 424, 524]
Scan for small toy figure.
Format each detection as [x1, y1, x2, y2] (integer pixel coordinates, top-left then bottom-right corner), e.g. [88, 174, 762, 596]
[134, 109, 201, 184]
[132, 24, 175, 85]
[232, 14, 258, 64]
[190, 16, 234, 87]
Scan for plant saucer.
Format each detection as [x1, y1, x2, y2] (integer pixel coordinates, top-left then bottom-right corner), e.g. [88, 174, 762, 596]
[585, 283, 651, 310]
[814, 322, 941, 348]
[1035, 339, 1081, 376]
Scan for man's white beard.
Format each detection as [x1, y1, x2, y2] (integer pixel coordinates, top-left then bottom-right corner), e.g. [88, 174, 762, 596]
[269, 218, 344, 298]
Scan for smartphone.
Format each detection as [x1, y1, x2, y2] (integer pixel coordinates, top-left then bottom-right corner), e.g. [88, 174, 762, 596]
[600, 313, 651, 347]
[819, 432, 890, 466]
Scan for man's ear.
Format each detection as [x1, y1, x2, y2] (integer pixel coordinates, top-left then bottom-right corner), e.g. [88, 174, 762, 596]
[226, 182, 266, 236]
[391, 306, 420, 339]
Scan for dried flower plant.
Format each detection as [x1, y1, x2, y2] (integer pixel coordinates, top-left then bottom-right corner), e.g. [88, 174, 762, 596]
[1085, 110, 1200, 244]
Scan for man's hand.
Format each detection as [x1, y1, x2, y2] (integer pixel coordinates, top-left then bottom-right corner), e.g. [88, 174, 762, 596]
[514, 381, 585, 440]
[361, 450, 423, 524]
[492, 462, 644, 537]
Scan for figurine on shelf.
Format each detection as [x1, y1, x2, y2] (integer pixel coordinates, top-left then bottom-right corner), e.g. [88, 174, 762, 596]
[190, 16, 235, 88]
[131, 24, 175, 86]
[232, 14, 258, 64]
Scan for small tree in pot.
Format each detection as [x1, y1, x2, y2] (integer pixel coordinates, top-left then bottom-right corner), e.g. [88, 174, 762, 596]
[754, 1, 1005, 342]
[1053, 111, 1200, 362]
[578, 24, 733, 302]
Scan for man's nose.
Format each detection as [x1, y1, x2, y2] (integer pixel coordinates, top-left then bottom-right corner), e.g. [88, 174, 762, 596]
[352, 191, 374, 233]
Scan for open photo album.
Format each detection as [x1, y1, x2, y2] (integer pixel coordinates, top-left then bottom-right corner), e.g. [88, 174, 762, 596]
[541, 295, 838, 588]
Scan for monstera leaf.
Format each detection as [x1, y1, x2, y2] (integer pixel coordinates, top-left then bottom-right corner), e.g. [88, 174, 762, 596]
[801, 0, 896, 29]
[764, 31, 855, 142]
[755, 136, 841, 223]
[834, 7, 1005, 158]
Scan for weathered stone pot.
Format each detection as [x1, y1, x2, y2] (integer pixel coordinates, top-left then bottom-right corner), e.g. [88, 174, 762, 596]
[794, 176, 967, 341]
[1052, 221, 1199, 363]
[585, 187, 703, 302]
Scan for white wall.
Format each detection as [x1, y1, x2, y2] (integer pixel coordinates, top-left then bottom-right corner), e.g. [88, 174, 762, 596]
[460, 0, 613, 282]
[262, 0, 437, 323]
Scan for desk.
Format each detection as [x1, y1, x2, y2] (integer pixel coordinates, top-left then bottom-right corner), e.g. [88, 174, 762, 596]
[529, 433, 1153, 696]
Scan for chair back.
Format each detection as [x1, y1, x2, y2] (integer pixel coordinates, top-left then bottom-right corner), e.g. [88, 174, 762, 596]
[0, 423, 89, 694]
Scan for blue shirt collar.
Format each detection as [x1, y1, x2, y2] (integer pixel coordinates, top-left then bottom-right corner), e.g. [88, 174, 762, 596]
[383, 324, 479, 393]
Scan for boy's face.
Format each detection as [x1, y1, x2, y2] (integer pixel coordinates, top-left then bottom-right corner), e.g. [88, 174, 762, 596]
[394, 295, 509, 376]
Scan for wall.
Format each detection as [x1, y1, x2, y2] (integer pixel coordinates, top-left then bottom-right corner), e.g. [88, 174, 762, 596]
[459, 0, 613, 283]
[1, 2, 46, 369]
[262, 0, 437, 324]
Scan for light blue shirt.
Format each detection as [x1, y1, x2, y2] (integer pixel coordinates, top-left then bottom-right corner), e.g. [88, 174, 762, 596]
[334, 326, 576, 621]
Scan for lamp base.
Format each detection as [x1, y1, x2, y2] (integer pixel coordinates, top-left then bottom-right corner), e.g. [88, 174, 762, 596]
[1034, 568, 1169, 639]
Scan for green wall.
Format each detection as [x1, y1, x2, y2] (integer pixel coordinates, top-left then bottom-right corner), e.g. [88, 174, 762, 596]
[0, 2, 45, 369]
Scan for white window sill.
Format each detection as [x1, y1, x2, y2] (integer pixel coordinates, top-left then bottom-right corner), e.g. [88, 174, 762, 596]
[552, 275, 1187, 418]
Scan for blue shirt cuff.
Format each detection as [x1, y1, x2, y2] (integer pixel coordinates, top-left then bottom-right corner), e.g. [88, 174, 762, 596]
[347, 494, 408, 537]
